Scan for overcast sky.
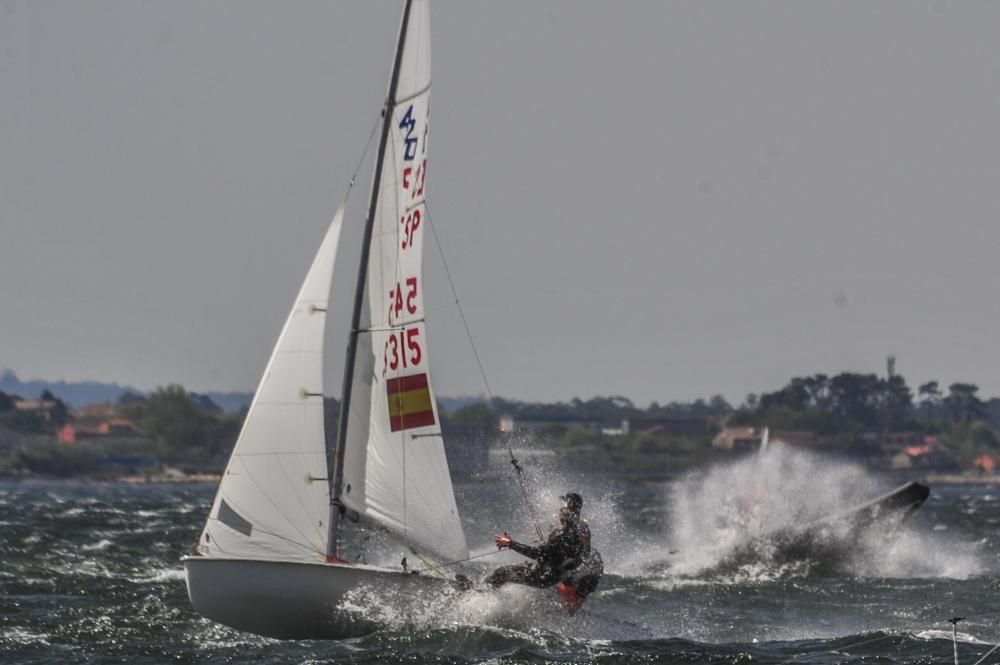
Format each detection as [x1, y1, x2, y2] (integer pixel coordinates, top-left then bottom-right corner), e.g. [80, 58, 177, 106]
[2, 1, 999, 405]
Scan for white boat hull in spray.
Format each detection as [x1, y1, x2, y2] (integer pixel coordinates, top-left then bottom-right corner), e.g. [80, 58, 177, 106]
[183, 556, 448, 639]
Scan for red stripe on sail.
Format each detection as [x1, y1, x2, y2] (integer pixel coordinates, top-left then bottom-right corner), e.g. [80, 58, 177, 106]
[389, 410, 436, 432]
[386, 373, 429, 394]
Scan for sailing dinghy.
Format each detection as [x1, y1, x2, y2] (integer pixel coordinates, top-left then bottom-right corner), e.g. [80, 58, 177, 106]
[184, 0, 471, 639]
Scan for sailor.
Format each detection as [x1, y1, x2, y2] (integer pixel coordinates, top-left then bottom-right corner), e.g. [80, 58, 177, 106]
[486, 492, 603, 609]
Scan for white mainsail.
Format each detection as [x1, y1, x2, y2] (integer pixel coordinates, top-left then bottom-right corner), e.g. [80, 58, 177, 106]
[197, 206, 345, 563]
[340, 0, 468, 564]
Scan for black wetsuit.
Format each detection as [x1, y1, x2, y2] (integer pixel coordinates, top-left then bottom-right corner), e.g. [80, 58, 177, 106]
[486, 516, 601, 592]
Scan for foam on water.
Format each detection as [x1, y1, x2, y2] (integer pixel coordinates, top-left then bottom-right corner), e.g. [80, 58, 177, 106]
[4, 627, 53, 646]
[654, 446, 987, 580]
[81, 538, 113, 551]
[847, 522, 985, 579]
[339, 581, 539, 633]
[338, 578, 650, 643]
[128, 567, 186, 584]
[915, 628, 989, 644]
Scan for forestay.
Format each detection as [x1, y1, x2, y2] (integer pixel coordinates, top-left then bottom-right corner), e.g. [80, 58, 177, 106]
[197, 206, 345, 563]
[340, 0, 468, 564]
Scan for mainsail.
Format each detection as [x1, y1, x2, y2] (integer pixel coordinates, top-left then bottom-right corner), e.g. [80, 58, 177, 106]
[339, 0, 468, 564]
[197, 206, 345, 563]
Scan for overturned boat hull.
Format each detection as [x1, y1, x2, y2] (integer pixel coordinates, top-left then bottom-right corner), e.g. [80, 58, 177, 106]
[754, 480, 931, 564]
[817, 480, 930, 529]
[183, 556, 448, 639]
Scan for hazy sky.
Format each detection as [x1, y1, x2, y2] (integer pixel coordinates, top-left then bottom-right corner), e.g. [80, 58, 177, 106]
[2, 1, 999, 405]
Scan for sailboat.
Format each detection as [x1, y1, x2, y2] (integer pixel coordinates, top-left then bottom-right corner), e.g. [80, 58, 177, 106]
[184, 0, 470, 639]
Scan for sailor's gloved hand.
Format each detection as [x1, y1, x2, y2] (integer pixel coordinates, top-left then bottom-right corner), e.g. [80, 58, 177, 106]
[495, 533, 512, 549]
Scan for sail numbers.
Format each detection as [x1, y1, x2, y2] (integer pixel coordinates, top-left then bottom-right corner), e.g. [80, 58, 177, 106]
[399, 105, 419, 161]
[382, 102, 428, 376]
[388, 277, 418, 322]
[384, 327, 422, 371]
[399, 103, 428, 252]
[378, 99, 435, 431]
[402, 160, 427, 201]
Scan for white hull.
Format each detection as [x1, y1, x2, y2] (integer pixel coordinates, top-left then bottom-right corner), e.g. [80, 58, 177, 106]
[183, 556, 449, 639]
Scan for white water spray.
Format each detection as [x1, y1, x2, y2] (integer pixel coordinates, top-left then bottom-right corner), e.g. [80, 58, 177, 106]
[663, 445, 985, 580]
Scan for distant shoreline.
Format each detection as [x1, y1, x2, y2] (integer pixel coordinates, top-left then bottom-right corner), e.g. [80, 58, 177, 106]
[923, 473, 1000, 486]
[2, 471, 999, 487]
[0, 473, 222, 486]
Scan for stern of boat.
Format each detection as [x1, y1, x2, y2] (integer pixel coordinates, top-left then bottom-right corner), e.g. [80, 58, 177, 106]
[183, 556, 438, 639]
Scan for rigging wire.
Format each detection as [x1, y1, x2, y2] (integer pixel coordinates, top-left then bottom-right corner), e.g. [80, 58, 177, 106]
[970, 642, 1000, 665]
[411, 547, 505, 574]
[423, 204, 497, 406]
[348, 114, 382, 191]
[424, 204, 545, 542]
[407, 546, 447, 578]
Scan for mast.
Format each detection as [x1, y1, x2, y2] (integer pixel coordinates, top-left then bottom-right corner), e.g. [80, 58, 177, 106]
[326, 0, 415, 560]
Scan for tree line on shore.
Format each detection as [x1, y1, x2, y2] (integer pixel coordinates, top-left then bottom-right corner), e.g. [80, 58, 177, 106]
[1, 369, 998, 478]
[729, 374, 1000, 467]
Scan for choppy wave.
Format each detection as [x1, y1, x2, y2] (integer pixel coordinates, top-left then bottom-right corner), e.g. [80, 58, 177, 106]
[1, 477, 998, 664]
[81, 538, 113, 551]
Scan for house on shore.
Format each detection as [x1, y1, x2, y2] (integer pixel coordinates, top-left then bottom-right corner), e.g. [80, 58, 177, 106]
[889, 436, 954, 470]
[75, 403, 116, 421]
[712, 427, 830, 451]
[13, 398, 61, 421]
[712, 426, 762, 451]
[498, 414, 603, 435]
[57, 402, 143, 443]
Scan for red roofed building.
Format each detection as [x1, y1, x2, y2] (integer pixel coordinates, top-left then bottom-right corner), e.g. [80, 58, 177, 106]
[712, 427, 761, 450]
[97, 419, 141, 436]
[891, 436, 953, 470]
[58, 424, 92, 443]
[76, 403, 116, 421]
[973, 455, 996, 475]
[57, 419, 143, 444]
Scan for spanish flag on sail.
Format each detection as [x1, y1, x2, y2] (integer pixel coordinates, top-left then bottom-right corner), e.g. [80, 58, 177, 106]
[386, 373, 436, 432]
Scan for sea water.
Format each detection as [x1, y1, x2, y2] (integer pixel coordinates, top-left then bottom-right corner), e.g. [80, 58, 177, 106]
[2, 448, 999, 664]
